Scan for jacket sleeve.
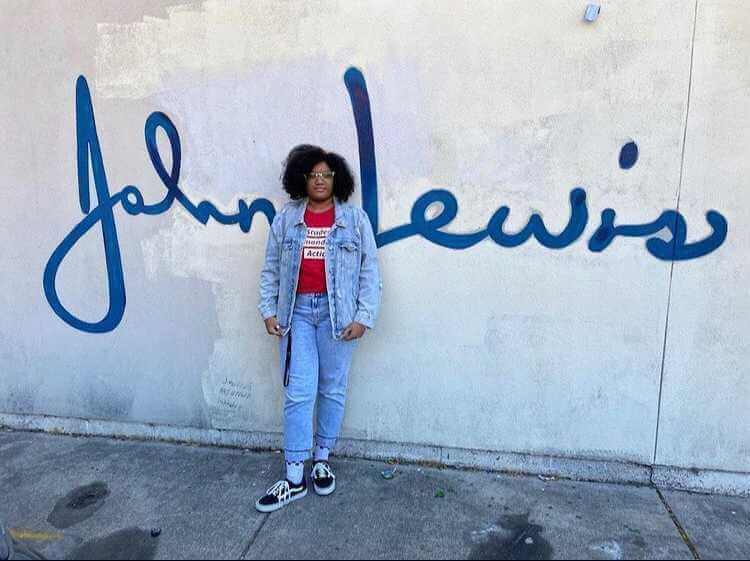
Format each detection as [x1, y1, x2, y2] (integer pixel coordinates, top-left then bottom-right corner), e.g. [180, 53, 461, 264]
[257, 211, 283, 320]
[353, 209, 382, 329]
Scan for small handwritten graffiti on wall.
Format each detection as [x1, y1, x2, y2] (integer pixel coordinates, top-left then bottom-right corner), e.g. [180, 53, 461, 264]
[217, 378, 252, 411]
[43, 66, 729, 334]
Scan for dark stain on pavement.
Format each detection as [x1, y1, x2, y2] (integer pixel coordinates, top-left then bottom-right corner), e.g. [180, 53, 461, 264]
[65, 528, 158, 560]
[469, 513, 553, 560]
[632, 534, 647, 549]
[48, 482, 110, 529]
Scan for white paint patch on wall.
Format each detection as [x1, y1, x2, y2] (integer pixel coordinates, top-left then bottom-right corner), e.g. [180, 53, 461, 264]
[140, 205, 283, 432]
[95, 0, 378, 99]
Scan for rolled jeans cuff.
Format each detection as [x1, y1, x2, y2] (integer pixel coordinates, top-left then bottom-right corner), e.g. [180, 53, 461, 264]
[284, 448, 310, 463]
[315, 434, 337, 450]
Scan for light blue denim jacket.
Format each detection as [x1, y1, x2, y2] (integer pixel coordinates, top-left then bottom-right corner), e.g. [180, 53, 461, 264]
[258, 196, 382, 344]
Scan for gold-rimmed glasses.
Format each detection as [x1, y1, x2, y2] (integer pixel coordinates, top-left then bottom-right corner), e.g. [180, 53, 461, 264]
[304, 171, 335, 181]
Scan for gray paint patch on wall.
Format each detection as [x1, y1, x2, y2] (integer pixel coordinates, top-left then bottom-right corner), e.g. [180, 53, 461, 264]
[81, 379, 136, 420]
[2, 386, 38, 415]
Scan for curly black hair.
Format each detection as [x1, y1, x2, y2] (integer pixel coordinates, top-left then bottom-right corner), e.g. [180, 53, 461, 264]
[280, 144, 356, 201]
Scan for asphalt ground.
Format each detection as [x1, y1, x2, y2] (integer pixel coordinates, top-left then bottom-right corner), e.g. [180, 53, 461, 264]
[1, 430, 747, 560]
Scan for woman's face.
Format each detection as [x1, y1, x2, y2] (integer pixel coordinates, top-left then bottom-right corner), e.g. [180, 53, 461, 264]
[305, 161, 335, 203]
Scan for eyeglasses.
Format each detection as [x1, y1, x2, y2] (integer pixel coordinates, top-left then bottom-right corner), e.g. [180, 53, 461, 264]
[304, 171, 335, 181]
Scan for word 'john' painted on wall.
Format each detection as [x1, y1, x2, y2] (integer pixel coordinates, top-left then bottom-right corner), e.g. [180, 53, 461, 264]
[43, 67, 728, 334]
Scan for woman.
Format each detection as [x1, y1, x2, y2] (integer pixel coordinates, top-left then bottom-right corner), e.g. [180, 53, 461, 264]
[255, 144, 382, 512]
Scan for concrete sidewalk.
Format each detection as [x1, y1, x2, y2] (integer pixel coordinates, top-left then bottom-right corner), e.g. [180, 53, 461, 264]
[0, 430, 747, 560]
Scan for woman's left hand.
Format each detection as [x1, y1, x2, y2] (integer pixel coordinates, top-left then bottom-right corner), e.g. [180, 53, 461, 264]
[342, 322, 367, 341]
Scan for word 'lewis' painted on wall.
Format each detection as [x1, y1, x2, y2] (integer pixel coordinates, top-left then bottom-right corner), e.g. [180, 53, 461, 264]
[43, 67, 728, 334]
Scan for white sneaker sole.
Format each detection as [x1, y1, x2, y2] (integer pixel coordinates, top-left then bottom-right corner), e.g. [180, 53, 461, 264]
[254, 488, 308, 513]
[313, 480, 336, 496]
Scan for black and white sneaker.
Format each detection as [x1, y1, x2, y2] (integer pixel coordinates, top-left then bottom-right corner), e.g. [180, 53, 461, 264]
[255, 478, 308, 513]
[311, 461, 336, 496]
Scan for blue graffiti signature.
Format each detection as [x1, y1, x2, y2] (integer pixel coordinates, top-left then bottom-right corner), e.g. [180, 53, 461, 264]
[342, 67, 727, 256]
[44, 68, 728, 333]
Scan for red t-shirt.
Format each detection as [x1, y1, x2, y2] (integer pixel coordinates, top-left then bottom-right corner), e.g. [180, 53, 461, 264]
[297, 205, 335, 294]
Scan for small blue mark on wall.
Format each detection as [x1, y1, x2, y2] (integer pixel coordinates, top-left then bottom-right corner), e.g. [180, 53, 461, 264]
[619, 141, 639, 170]
[43, 68, 729, 334]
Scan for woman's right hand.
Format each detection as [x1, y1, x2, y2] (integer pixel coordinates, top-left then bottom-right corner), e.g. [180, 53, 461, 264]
[264, 316, 283, 337]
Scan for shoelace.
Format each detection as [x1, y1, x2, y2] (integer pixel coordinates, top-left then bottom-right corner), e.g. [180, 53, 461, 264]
[266, 480, 292, 503]
[312, 462, 335, 480]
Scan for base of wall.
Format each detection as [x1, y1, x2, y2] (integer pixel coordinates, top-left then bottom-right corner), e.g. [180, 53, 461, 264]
[1, 412, 747, 497]
[652, 465, 750, 498]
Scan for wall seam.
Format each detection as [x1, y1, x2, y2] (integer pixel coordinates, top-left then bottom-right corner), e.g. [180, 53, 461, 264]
[653, 0, 700, 466]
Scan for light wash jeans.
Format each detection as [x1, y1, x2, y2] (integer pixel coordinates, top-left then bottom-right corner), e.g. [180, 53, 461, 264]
[284, 292, 358, 463]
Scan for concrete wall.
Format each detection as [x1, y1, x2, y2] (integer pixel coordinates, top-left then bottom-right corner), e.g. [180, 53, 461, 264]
[1, 1, 747, 492]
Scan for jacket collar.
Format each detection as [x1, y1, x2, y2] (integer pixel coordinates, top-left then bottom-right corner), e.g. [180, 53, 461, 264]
[293, 196, 347, 228]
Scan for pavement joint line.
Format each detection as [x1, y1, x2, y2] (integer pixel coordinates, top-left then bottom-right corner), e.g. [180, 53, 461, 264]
[656, 488, 701, 560]
[239, 513, 270, 560]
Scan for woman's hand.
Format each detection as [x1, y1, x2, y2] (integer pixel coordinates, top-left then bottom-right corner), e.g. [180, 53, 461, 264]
[264, 317, 283, 337]
[342, 322, 367, 341]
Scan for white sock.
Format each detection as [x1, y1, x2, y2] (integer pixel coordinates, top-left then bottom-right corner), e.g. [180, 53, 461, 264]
[286, 461, 304, 485]
[313, 445, 330, 463]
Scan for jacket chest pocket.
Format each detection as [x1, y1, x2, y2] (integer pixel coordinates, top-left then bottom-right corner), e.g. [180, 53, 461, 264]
[280, 239, 298, 270]
[277, 239, 298, 326]
[335, 240, 360, 291]
[334, 240, 359, 329]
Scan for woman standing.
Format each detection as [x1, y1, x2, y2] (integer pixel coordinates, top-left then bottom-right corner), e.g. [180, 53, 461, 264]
[255, 144, 382, 513]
